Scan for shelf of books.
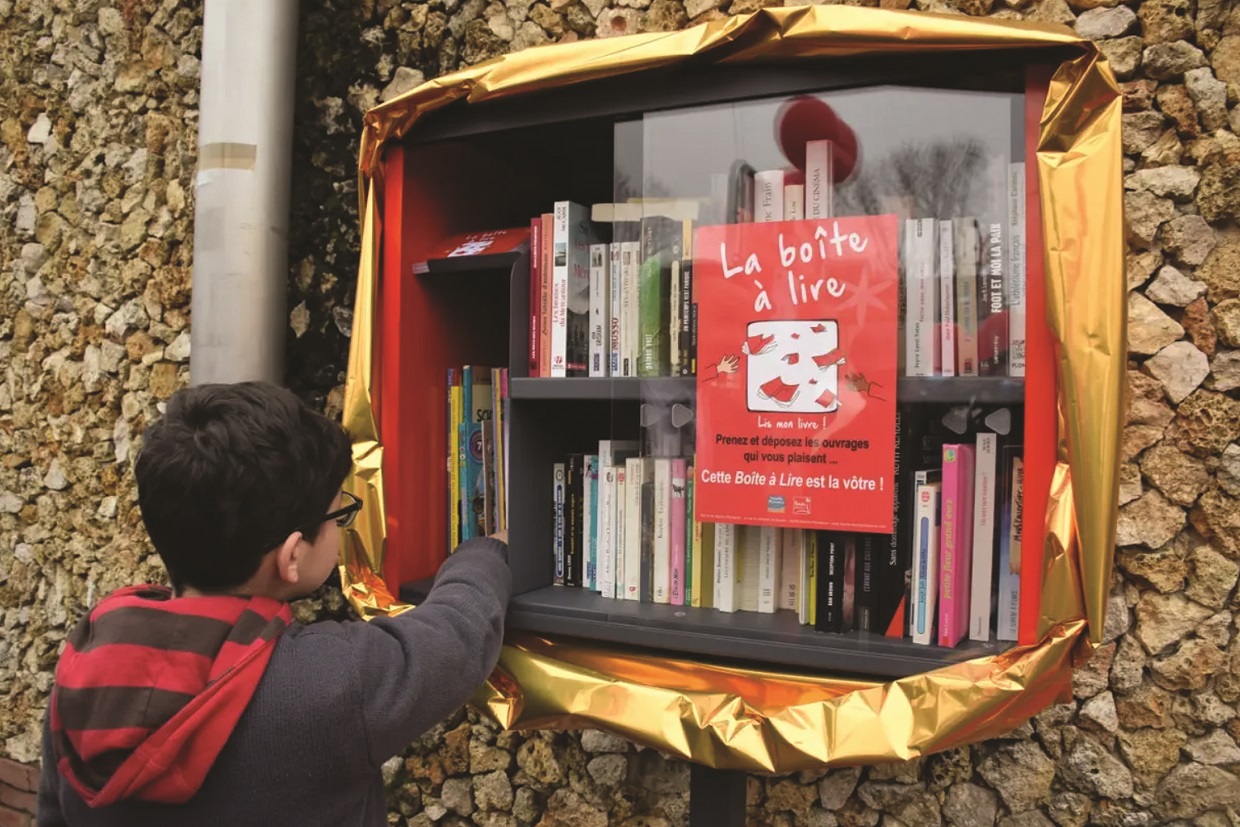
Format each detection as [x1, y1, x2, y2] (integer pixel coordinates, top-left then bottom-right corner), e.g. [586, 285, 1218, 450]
[380, 62, 1056, 680]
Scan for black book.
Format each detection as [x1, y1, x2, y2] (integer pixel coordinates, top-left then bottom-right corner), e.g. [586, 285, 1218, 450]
[565, 453, 584, 586]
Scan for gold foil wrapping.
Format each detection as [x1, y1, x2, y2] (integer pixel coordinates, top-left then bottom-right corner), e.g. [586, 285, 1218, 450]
[339, 7, 1124, 769]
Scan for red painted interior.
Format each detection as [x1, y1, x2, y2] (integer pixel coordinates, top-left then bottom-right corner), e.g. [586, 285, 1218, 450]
[1020, 65, 1056, 646]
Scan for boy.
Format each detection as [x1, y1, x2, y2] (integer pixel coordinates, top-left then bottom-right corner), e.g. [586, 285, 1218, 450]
[37, 381, 511, 826]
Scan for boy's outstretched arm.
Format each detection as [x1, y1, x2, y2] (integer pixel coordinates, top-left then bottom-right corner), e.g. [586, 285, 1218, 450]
[342, 535, 512, 765]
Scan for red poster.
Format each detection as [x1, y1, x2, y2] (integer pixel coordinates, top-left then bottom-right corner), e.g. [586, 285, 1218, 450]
[694, 216, 900, 532]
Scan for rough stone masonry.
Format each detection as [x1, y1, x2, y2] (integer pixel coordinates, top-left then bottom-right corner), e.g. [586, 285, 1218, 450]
[2, 0, 1240, 825]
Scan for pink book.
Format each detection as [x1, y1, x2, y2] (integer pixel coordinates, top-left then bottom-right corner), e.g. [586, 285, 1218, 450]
[670, 459, 688, 605]
[938, 444, 976, 647]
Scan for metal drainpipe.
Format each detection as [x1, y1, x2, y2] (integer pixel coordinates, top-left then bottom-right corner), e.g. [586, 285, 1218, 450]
[190, 0, 299, 386]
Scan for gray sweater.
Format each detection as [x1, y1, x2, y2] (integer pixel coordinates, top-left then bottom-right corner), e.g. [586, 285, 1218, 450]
[37, 537, 511, 827]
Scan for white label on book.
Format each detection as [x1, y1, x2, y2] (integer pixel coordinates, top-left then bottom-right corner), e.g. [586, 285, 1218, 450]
[806, 139, 833, 220]
[754, 170, 784, 223]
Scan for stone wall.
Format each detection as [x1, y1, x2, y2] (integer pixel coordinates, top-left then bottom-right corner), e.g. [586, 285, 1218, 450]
[3, 0, 1240, 825]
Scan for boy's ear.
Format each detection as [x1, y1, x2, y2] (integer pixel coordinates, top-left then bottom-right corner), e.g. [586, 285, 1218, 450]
[273, 531, 306, 586]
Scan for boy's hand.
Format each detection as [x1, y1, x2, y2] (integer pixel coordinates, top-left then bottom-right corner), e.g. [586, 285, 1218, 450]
[489, 530, 508, 544]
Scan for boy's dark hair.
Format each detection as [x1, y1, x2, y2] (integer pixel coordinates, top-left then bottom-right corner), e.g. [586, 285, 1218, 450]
[135, 381, 354, 593]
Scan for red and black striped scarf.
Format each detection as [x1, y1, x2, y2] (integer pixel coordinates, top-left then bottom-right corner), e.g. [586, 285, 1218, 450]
[50, 584, 292, 808]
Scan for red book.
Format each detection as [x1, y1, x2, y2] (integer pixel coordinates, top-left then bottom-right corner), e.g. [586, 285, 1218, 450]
[411, 226, 529, 275]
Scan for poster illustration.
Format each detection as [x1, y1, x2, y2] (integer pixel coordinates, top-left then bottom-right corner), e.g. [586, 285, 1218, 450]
[694, 215, 900, 532]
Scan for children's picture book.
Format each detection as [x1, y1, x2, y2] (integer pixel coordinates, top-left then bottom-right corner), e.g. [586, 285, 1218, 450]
[692, 215, 900, 532]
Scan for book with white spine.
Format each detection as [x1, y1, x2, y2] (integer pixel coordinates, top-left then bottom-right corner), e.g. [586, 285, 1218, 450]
[652, 457, 672, 604]
[1008, 162, 1027, 377]
[969, 433, 998, 641]
[757, 526, 779, 613]
[938, 220, 956, 377]
[588, 243, 609, 377]
[784, 184, 805, 221]
[622, 457, 650, 601]
[609, 242, 623, 376]
[904, 218, 937, 377]
[911, 478, 942, 645]
[620, 240, 641, 377]
[597, 440, 639, 599]
[755, 170, 784, 223]
[805, 139, 834, 219]
[713, 523, 737, 613]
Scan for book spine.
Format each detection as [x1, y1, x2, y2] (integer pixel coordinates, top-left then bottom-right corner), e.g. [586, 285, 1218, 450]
[678, 220, 695, 377]
[855, 533, 877, 632]
[623, 458, 646, 601]
[687, 468, 696, 606]
[669, 247, 682, 377]
[551, 203, 570, 377]
[1008, 162, 1027, 377]
[815, 532, 846, 633]
[613, 466, 627, 599]
[969, 433, 998, 641]
[698, 522, 715, 610]
[805, 531, 818, 626]
[609, 242, 623, 377]
[805, 139, 833, 219]
[567, 203, 593, 377]
[997, 451, 1023, 641]
[621, 241, 640, 377]
[670, 458, 687, 606]
[584, 454, 599, 590]
[653, 457, 671, 604]
[460, 367, 474, 541]
[904, 218, 936, 377]
[459, 422, 475, 541]
[779, 528, 800, 612]
[640, 469, 655, 602]
[938, 219, 956, 377]
[736, 525, 761, 613]
[447, 370, 461, 551]
[480, 420, 494, 535]
[589, 244, 609, 378]
[713, 523, 737, 613]
[953, 218, 981, 377]
[911, 480, 942, 645]
[783, 184, 805, 221]
[553, 462, 566, 585]
[638, 218, 675, 377]
[566, 454, 584, 587]
[979, 156, 1010, 376]
[598, 465, 616, 598]
[938, 444, 975, 647]
[540, 212, 554, 377]
[529, 218, 541, 376]
[490, 370, 503, 533]
[754, 170, 784, 222]
[757, 526, 778, 614]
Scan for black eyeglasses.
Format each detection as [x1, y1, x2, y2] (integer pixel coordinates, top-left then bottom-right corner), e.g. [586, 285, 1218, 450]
[258, 491, 363, 552]
[321, 491, 363, 529]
